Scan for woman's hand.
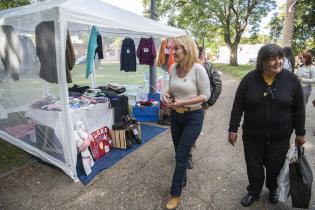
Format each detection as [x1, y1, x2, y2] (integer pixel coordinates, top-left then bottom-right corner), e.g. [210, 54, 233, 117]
[162, 93, 171, 105]
[295, 135, 306, 146]
[228, 132, 237, 146]
[168, 99, 184, 108]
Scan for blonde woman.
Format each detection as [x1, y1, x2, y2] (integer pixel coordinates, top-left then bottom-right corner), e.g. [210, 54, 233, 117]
[162, 36, 210, 209]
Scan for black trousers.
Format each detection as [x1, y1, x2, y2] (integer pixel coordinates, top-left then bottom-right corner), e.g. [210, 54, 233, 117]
[242, 136, 290, 196]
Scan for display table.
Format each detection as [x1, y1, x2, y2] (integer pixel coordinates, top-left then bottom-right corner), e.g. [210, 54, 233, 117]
[25, 101, 114, 141]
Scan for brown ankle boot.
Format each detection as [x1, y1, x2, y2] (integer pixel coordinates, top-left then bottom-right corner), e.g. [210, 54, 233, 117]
[166, 196, 180, 210]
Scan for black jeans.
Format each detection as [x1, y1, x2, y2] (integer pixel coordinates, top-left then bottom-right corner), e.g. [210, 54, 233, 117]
[242, 136, 290, 196]
[170, 109, 204, 196]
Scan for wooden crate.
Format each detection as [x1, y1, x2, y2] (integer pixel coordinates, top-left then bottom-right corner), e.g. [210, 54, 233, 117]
[110, 129, 126, 149]
[110, 123, 141, 149]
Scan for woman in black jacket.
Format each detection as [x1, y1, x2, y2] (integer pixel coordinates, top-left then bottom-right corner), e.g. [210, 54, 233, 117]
[228, 43, 306, 207]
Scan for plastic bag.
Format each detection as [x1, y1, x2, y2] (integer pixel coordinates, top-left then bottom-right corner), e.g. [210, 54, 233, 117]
[278, 144, 298, 202]
[289, 146, 313, 209]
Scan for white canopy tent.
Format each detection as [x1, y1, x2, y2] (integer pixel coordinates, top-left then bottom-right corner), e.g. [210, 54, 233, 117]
[0, 0, 185, 181]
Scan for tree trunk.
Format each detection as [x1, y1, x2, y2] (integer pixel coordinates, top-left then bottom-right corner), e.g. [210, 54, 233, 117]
[282, 0, 296, 47]
[229, 45, 238, 66]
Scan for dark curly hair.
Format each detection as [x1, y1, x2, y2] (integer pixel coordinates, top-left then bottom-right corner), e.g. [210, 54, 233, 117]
[256, 43, 284, 72]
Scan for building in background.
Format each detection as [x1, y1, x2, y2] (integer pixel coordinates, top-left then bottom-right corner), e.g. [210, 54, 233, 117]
[217, 44, 263, 65]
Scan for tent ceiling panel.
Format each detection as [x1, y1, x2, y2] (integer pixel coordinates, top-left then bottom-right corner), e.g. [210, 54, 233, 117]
[0, 0, 185, 37]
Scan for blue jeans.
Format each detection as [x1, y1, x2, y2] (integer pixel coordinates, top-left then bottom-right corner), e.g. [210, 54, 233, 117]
[170, 109, 204, 196]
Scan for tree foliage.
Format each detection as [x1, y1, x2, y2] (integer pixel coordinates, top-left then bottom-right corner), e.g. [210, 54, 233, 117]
[156, 0, 276, 65]
[269, 0, 315, 54]
[0, 0, 46, 10]
[0, 0, 31, 9]
[240, 34, 271, 45]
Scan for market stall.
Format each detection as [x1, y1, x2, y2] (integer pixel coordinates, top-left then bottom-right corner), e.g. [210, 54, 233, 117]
[0, 0, 185, 181]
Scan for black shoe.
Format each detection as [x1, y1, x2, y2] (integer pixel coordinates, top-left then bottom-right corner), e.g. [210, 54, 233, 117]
[241, 194, 259, 207]
[269, 190, 279, 204]
[188, 154, 193, 169]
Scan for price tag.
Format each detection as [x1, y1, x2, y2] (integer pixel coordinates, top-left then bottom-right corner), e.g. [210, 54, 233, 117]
[143, 48, 149, 53]
[126, 49, 130, 54]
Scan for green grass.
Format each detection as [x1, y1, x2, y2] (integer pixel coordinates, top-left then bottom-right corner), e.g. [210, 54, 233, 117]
[71, 63, 165, 86]
[0, 139, 31, 172]
[214, 63, 255, 79]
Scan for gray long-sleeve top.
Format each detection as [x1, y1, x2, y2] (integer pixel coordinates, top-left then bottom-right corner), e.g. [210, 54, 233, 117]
[296, 64, 315, 87]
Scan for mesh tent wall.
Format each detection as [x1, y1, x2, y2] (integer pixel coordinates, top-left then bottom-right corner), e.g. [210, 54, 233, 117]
[0, 0, 185, 181]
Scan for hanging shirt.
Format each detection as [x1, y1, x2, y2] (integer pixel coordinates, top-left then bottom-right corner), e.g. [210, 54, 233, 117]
[86, 26, 99, 79]
[167, 38, 175, 73]
[0, 25, 22, 81]
[35, 21, 58, 83]
[66, 30, 76, 83]
[120, 37, 136, 72]
[136, 37, 156, 65]
[161, 54, 169, 72]
[95, 34, 104, 59]
[36, 22, 74, 83]
[157, 39, 168, 67]
[168, 48, 174, 73]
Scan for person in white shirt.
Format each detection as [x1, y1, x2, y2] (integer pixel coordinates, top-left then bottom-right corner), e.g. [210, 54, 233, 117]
[162, 35, 210, 210]
[283, 47, 295, 73]
[296, 51, 315, 106]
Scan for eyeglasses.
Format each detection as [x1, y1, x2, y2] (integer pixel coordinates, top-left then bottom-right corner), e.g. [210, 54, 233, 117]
[264, 86, 274, 101]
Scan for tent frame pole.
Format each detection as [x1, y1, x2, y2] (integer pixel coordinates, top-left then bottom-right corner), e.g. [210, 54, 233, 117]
[55, 8, 78, 181]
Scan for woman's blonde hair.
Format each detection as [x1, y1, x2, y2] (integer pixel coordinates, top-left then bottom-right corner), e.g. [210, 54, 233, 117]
[174, 35, 199, 71]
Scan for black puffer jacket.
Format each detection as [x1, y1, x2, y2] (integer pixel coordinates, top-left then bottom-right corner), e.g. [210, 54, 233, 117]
[229, 69, 305, 140]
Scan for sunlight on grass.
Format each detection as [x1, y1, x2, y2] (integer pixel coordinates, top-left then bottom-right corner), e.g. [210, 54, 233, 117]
[214, 63, 255, 79]
[70, 63, 165, 86]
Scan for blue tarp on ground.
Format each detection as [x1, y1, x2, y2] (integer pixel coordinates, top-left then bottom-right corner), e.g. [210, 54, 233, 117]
[77, 124, 167, 184]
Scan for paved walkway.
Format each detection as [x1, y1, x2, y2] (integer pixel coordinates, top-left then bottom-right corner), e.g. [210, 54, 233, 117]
[0, 73, 314, 210]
